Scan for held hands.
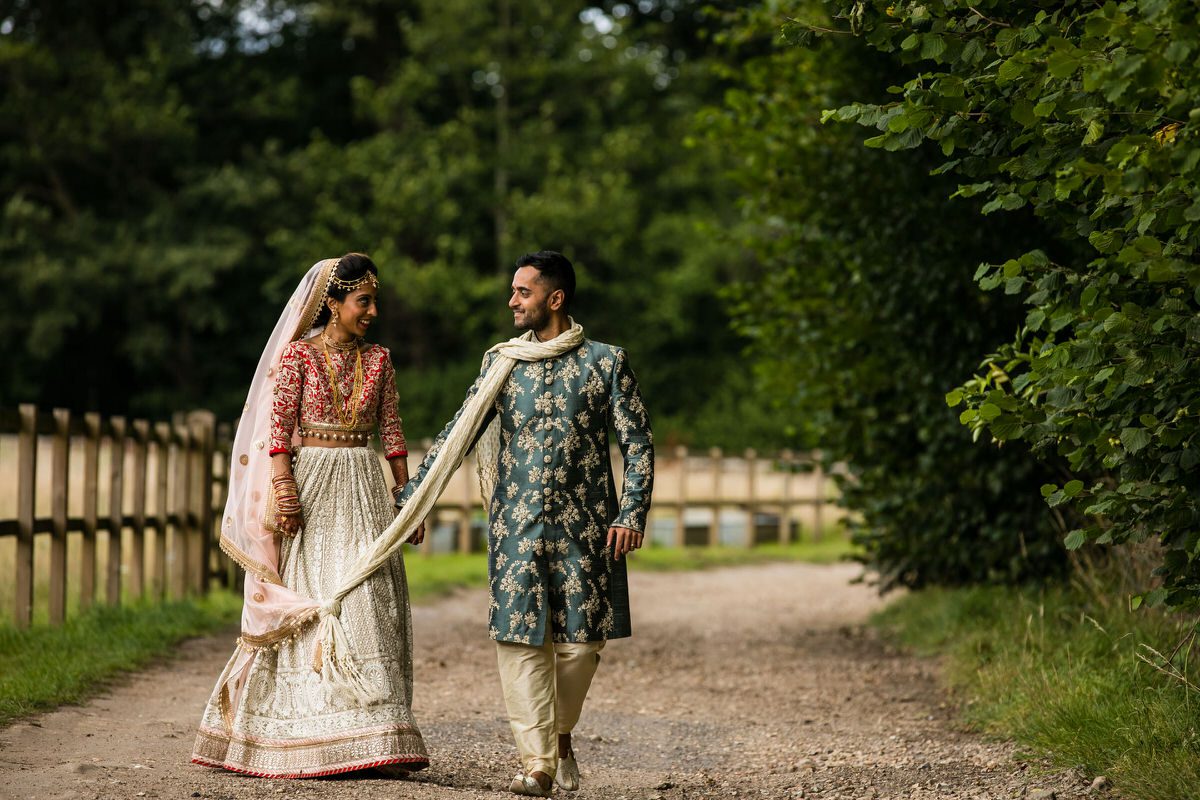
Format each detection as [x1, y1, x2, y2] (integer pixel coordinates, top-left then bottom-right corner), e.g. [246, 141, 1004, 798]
[390, 483, 426, 546]
[607, 525, 644, 561]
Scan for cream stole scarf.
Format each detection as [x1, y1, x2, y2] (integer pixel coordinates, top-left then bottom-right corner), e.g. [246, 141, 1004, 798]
[315, 320, 586, 703]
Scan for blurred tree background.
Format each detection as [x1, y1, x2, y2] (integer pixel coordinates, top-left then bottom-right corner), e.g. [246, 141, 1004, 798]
[1, 0, 776, 447]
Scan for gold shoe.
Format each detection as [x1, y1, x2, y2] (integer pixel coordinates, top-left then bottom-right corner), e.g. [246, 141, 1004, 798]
[555, 755, 580, 791]
[509, 772, 553, 797]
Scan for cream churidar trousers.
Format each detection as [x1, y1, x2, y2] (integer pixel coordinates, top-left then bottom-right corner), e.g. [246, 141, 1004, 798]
[495, 639, 605, 778]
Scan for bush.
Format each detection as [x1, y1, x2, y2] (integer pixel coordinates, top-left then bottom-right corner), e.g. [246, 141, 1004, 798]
[817, 0, 1200, 609]
[704, 3, 1069, 589]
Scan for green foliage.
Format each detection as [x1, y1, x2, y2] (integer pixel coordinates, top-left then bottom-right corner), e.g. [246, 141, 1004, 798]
[876, 585, 1200, 800]
[703, 3, 1068, 590]
[0, 590, 241, 726]
[819, 0, 1200, 608]
[0, 1, 780, 449]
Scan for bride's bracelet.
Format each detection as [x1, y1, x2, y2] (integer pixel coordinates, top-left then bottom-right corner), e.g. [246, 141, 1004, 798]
[274, 492, 301, 514]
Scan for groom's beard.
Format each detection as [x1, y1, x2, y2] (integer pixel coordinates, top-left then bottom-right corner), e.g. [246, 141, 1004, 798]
[514, 303, 550, 332]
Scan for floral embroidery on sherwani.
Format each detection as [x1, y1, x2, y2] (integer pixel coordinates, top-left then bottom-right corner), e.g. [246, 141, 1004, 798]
[401, 339, 653, 645]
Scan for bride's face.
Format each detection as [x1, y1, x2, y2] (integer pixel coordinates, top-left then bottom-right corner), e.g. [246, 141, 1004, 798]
[332, 285, 378, 337]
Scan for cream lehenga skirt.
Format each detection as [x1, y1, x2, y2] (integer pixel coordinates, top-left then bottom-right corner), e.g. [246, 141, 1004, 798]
[191, 446, 429, 778]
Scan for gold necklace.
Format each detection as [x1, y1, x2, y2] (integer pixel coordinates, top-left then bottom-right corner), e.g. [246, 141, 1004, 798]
[321, 329, 360, 352]
[322, 339, 364, 428]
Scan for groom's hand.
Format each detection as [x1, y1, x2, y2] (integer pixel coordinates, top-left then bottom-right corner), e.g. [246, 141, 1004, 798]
[410, 521, 426, 546]
[607, 526, 643, 560]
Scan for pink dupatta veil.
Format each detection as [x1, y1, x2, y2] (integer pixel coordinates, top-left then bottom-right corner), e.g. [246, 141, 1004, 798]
[215, 259, 336, 710]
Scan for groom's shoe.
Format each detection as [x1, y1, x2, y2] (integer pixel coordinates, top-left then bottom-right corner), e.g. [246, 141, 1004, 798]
[555, 755, 580, 791]
[510, 771, 553, 797]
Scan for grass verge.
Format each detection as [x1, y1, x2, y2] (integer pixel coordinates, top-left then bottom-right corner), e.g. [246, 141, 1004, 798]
[874, 585, 1200, 800]
[629, 538, 857, 571]
[0, 589, 241, 728]
[401, 537, 858, 600]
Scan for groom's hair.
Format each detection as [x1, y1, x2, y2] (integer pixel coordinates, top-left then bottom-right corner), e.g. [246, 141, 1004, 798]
[516, 250, 575, 312]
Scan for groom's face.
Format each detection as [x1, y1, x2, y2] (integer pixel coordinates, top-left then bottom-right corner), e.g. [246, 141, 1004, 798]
[510, 266, 553, 331]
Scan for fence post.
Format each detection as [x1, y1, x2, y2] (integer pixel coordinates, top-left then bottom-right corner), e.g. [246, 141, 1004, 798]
[49, 409, 71, 624]
[812, 452, 825, 541]
[778, 449, 794, 546]
[173, 424, 193, 598]
[708, 447, 722, 547]
[458, 450, 474, 554]
[107, 416, 127, 607]
[81, 413, 101, 610]
[14, 404, 37, 629]
[191, 412, 216, 595]
[154, 422, 171, 599]
[129, 420, 150, 600]
[215, 421, 236, 587]
[674, 446, 688, 547]
[744, 448, 757, 547]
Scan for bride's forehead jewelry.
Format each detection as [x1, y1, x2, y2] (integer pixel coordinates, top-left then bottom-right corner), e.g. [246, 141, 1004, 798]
[326, 258, 380, 295]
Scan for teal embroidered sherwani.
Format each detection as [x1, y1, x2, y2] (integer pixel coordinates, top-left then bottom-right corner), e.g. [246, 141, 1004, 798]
[400, 339, 653, 645]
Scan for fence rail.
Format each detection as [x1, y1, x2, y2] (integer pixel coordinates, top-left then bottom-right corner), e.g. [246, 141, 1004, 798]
[0, 405, 228, 629]
[1, 405, 835, 629]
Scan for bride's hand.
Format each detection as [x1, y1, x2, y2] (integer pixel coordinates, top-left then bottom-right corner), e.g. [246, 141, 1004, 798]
[410, 521, 426, 546]
[276, 510, 302, 538]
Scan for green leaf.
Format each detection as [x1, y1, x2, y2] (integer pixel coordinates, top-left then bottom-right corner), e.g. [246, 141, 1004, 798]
[1033, 101, 1056, 118]
[1083, 119, 1104, 145]
[979, 402, 1002, 421]
[995, 28, 1020, 55]
[1164, 40, 1192, 64]
[1064, 529, 1087, 549]
[1047, 51, 1079, 79]
[1120, 427, 1153, 453]
[998, 58, 1028, 84]
[1088, 229, 1121, 254]
[961, 37, 987, 64]
[1041, 483, 1058, 498]
[945, 389, 964, 407]
[920, 35, 947, 61]
[1144, 587, 1168, 608]
[1064, 480, 1084, 497]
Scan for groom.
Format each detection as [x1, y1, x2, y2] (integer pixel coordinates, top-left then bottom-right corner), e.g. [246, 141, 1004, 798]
[398, 250, 654, 796]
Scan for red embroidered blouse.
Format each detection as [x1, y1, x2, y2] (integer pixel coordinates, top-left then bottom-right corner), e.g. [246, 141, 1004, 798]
[269, 341, 408, 459]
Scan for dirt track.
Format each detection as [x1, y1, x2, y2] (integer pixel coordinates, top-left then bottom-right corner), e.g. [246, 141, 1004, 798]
[0, 562, 1102, 800]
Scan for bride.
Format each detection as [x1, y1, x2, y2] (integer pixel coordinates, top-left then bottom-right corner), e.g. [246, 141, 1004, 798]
[191, 254, 429, 778]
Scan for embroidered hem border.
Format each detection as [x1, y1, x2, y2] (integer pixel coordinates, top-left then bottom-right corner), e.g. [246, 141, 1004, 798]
[192, 725, 429, 779]
[218, 535, 284, 587]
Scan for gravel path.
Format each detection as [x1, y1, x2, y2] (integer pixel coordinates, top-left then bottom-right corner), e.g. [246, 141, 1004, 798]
[0, 562, 1104, 800]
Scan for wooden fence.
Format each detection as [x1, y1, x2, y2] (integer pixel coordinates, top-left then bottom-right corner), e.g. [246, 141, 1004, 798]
[1, 404, 835, 629]
[0, 405, 231, 629]
[408, 443, 835, 554]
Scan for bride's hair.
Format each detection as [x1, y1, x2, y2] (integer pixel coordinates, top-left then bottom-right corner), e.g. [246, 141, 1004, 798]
[314, 253, 378, 327]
